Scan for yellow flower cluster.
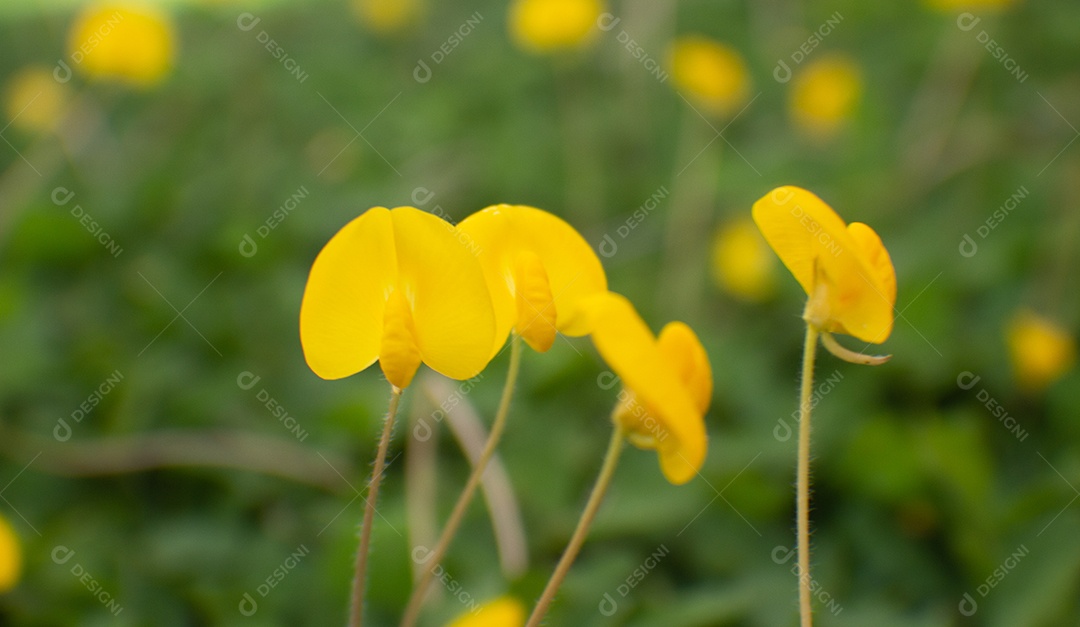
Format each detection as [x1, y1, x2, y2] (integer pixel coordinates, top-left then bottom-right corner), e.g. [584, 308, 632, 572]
[300, 203, 712, 484]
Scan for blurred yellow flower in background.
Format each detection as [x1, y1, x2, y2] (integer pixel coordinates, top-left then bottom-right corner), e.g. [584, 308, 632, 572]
[587, 292, 711, 485]
[789, 54, 861, 140]
[446, 596, 526, 627]
[299, 206, 496, 389]
[1007, 310, 1076, 391]
[508, 0, 603, 53]
[753, 186, 895, 345]
[3, 66, 71, 133]
[0, 514, 21, 592]
[925, 0, 1018, 11]
[352, 0, 422, 35]
[710, 218, 776, 302]
[68, 3, 175, 86]
[669, 36, 750, 117]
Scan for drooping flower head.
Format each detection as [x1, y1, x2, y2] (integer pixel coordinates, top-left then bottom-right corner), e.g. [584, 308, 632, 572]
[445, 596, 525, 627]
[711, 217, 776, 303]
[789, 54, 862, 141]
[457, 204, 607, 354]
[753, 186, 895, 345]
[68, 3, 176, 86]
[0, 514, 21, 592]
[508, 0, 604, 53]
[1007, 309, 1076, 392]
[669, 36, 751, 117]
[300, 206, 496, 389]
[587, 292, 711, 485]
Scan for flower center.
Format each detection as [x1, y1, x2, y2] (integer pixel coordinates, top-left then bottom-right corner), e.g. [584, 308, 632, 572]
[379, 287, 422, 389]
[512, 250, 558, 352]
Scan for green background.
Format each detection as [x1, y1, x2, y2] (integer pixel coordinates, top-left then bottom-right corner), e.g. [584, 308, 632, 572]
[1, 0, 1079, 625]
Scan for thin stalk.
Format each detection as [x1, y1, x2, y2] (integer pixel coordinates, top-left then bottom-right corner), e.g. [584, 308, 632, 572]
[400, 335, 523, 627]
[525, 426, 626, 627]
[797, 325, 820, 627]
[351, 385, 403, 627]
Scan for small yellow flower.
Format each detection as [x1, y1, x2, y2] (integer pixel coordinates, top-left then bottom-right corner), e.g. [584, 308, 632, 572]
[669, 36, 750, 117]
[925, 0, 1017, 11]
[0, 514, 21, 592]
[508, 0, 603, 53]
[457, 204, 608, 353]
[352, 0, 422, 35]
[4, 67, 71, 134]
[446, 596, 526, 627]
[753, 186, 896, 345]
[587, 292, 711, 485]
[710, 218, 776, 302]
[68, 3, 175, 86]
[789, 54, 861, 140]
[300, 207, 496, 389]
[1007, 310, 1076, 391]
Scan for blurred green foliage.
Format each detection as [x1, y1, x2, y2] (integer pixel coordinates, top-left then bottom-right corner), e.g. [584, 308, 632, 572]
[2, 0, 1080, 625]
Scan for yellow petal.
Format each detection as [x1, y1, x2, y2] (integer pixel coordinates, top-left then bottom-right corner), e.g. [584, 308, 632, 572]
[445, 596, 526, 627]
[752, 186, 895, 343]
[657, 322, 713, 415]
[1007, 310, 1076, 392]
[458, 204, 607, 354]
[300, 207, 395, 380]
[513, 250, 558, 352]
[587, 293, 706, 485]
[390, 207, 496, 381]
[0, 515, 21, 592]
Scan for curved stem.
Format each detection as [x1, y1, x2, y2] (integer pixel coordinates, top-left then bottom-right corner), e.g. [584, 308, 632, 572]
[797, 325, 820, 627]
[525, 426, 626, 627]
[400, 336, 523, 627]
[351, 385, 403, 627]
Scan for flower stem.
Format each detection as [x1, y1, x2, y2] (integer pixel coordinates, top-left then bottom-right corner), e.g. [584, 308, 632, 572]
[400, 335, 523, 627]
[797, 325, 820, 627]
[525, 426, 626, 627]
[351, 385, 402, 627]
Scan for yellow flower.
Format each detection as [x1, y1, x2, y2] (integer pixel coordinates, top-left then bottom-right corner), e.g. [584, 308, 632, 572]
[669, 36, 750, 117]
[587, 292, 711, 485]
[1007, 310, 1076, 391]
[4, 67, 71, 134]
[789, 54, 861, 140]
[352, 0, 422, 35]
[300, 206, 496, 389]
[445, 596, 526, 627]
[925, 0, 1017, 11]
[710, 218, 776, 302]
[0, 514, 21, 592]
[457, 204, 607, 354]
[508, 0, 603, 53]
[68, 3, 175, 86]
[752, 186, 895, 345]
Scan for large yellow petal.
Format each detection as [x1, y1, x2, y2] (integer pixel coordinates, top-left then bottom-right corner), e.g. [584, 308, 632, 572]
[587, 293, 706, 485]
[391, 207, 496, 381]
[752, 186, 895, 343]
[0, 514, 20, 592]
[300, 207, 395, 380]
[458, 204, 608, 352]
